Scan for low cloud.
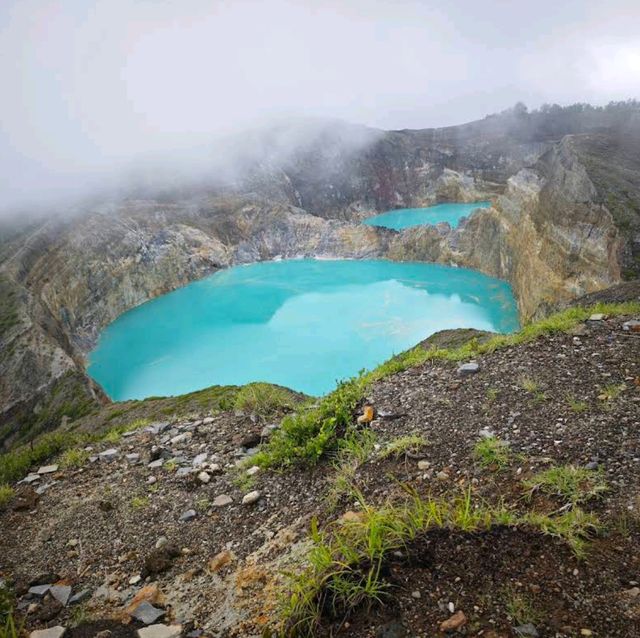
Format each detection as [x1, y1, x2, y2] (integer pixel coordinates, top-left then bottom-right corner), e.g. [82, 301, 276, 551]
[1, 0, 639, 213]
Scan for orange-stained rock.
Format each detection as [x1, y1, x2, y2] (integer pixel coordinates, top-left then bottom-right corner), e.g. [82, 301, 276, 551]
[439, 610, 467, 632]
[208, 550, 235, 573]
[357, 405, 375, 425]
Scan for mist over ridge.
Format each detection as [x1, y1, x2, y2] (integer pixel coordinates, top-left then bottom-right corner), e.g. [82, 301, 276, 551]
[2, 0, 640, 214]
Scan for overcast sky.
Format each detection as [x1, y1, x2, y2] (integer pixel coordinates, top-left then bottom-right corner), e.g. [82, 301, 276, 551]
[1, 0, 639, 212]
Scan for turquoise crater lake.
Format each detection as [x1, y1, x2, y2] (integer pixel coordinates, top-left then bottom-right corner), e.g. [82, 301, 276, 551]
[363, 201, 491, 230]
[88, 259, 519, 399]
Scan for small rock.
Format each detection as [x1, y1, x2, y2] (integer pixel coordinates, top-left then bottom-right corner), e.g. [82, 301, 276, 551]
[192, 453, 208, 467]
[202, 417, 214, 425]
[357, 405, 375, 425]
[37, 465, 58, 475]
[137, 624, 182, 638]
[213, 494, 233, 507]
[29, 626, 66, 638]
[411, 590, 421, 599]
[129, 575, 142, 585]
[28, 584, 51, 597]
[580, 630, 593, 637]
[21, 474, 41, 484]
[147, 476, 157, 484]
[197, 472, 210, 484]
[588, 313, 605, 321]
[130, 600, 165, 625]
[242, 491, 262, 505]
[208, 550, 235, 573]
[457, 362, 479, 376]
[246, 465, 260, 476]
[436, 471, 450, 481]
[99, 448, 119, 460]
[515, 624, 539, 638]
[49, 585, 72, 606]
[627, 586, 640, 598]
[68, 589, 91, 605]
[126, 453, 141, 462]
[148, 460, 163, 469]
[622, 320, 640, 332]
[179, 509, 196, 522]
[440, 610, 467, 632]
[417, 460, 430, 470]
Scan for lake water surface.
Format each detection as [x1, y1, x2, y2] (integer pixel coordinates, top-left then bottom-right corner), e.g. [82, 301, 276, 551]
[363, 201, 491, 230]
[88, 259, 519, 399]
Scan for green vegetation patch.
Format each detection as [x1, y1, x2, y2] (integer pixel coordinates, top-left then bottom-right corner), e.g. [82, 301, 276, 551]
[58, 447, 90, 469]
[0, 484, 14, 508]
[253, 376, 366, 468]
[473, 436, 511, 470]
[524, 465, 608, 506]
[234, 382, 300, 415]
[326, 429, 377, 508]
[0, 417, 151, 484]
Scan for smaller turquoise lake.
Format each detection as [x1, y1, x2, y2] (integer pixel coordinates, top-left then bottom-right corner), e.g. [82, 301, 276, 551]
[363, 201, 491, 230]
[88, 259, 519, 399]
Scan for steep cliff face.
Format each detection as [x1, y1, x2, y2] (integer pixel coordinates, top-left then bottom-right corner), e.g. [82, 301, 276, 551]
[387, 133, 635, 319]
[1, 105, 639, 445]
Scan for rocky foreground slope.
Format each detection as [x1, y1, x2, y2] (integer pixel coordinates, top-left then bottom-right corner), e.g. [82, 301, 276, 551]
[1, 294, 639, 637]
[1, 103, 639, 447]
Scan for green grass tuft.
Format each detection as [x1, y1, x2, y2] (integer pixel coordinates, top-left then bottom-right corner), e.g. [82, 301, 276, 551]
[59, 447, 89, 469]
[234, 382, 299, 415]
[566, 394, 588, 414]
[597, 383, 626, 402]
[524, 507, 602, 559]
[326, 429, 377, 508]
[0, 484, 14, 508]
[253, 376, 367, 469]
[523, 465, 608, 506]
[473, 436, 511, 470]
[130, 495, 150, 509]
[503, 585, 541, 625]
[379, 434, 428, 460]
[0, 613, 20, 638]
